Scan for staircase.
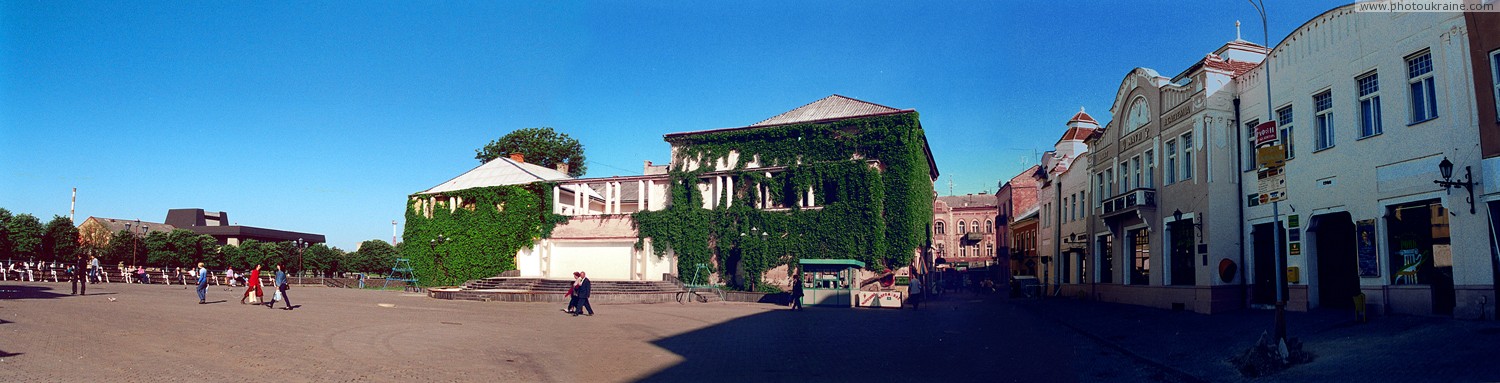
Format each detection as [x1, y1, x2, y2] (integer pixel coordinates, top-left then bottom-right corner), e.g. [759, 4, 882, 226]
[428, 276, 686, 304]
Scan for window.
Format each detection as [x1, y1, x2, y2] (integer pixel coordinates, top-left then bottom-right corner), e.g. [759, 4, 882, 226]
[985, 220, 993, 234]
[1315, 90, 1335, 150]
[1407, 50, 1438, 123]
[1243, 119, 1259, 170]
[971, 221, 978, 234]
[1276, 107, 1295, 160]
[1491, 49, 1499, 123]
[935, 221, 945, 235]
[1144, 150, 1155, 188]
[960, 246, 968, 258]
[1121, 161, 1132, 191]
[1130, 228, 1150, 285]
[958, 220, 966, 234]
[1181, 133, 1194, 180]
[1356, 72, 1382, 138]
[1104, 169, 1114, 197]
[1132, 156, 1143, 190]
[1095, 173, 1106, 207]
[1166, 140, 1178, 184]
[1069, 195, 1077, 222]
[986, 243, 994, 258]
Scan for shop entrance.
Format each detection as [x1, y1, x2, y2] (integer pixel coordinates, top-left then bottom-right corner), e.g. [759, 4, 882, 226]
[1386, 200, 1455, 315]
[1169, 219, 1196, 286]
[1251, 222, 1285, 306]
[1312, 212, 1360, 309]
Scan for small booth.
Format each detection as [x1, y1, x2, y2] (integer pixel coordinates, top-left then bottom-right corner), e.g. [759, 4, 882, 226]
[799, 259, 864, 308]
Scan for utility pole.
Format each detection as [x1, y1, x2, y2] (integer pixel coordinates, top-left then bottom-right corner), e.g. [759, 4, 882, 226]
[1247, 0, 1289, 346]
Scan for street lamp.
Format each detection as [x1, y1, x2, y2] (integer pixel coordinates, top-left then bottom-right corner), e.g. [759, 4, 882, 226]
[1433, 157, 1476, 214]
[1171, 209, 1205, 244]
[292, 238, 306, 278]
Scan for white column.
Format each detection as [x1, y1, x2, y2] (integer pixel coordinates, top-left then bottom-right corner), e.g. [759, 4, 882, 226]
[553, 185, 562, 214]
[574, 183, 583, 215]
[638, 180, 646, 212]
[807, 186, 815, 207]
[714, 176, 723, 207]
[725, 176, 733, 207]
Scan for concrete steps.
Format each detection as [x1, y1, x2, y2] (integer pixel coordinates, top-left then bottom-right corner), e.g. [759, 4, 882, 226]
[432, 276, 686, 304]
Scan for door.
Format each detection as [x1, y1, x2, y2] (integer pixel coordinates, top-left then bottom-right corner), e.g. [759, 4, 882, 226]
[1170, 219, 1196, 286]
[1313, 213, 1360, 309]
[1251, 222, 1284, 305]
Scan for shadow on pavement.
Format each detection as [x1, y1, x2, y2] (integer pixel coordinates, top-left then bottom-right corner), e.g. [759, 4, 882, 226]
[0, 349, 21, 358]
[0, 284, 74, 300]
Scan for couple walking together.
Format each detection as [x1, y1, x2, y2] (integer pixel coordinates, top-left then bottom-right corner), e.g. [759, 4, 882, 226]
[563, 271, 593, 316]
[239, 264, 294, 310]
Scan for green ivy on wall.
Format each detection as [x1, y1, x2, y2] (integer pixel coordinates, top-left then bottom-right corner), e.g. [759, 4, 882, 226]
[402, 183, 565, 287]
[634, 113, 934, 291]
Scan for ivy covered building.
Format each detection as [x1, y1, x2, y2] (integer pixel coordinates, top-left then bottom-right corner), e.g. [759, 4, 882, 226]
[408, 95, 940, 291]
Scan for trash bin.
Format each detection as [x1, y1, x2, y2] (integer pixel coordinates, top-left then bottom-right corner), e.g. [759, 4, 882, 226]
[1353, 293, 1367, 323]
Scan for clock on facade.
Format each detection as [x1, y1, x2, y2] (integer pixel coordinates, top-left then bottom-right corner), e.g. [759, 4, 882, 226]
[1126, 98, 1150, 132]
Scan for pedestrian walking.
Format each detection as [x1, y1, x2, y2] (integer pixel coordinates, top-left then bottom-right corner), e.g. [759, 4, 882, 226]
[791, 272, 804, 311]
[573, 272, 593, 317]
[196, 262, 209, 304]
[88, 256, 100, 284]
[267, 264, 292, 310]
[562, 271, 581, 314]
[240, 265, 263, 305]
[71, 253, 87, 295]
[908, 275, 922, 310]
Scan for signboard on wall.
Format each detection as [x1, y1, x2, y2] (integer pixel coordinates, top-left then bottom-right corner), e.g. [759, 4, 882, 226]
[1356, 219, 1380, 277]
[856, 291, 904, 308]
[1255, 121, 1278, 146]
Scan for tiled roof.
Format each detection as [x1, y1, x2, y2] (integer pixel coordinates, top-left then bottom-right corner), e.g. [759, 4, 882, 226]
[1059, 126, 1096, 142]
[419, 157, 575, 194]
[1204, 56, 1259, 77]
[937, 194, 999, 208]
[1068, 108, 1098, 124]
[750, 94, 903, 127]
[81, 217, 176, 234]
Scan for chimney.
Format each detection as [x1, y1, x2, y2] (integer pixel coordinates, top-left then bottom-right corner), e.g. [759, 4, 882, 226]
[509, 153, 525, 163]
[555, 162, 569, 175]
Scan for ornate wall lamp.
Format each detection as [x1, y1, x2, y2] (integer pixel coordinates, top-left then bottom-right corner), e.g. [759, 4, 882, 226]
[1433, 157, 1476, 214]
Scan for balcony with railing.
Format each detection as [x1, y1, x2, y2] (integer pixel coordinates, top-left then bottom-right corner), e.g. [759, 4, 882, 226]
[1100, 188, 1156, 219]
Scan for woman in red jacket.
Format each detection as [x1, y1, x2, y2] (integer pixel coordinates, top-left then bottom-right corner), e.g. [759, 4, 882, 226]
[240, 264, 264, 304]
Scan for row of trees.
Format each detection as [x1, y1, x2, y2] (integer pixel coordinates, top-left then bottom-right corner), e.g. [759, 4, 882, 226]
[1, 208, 403, 276]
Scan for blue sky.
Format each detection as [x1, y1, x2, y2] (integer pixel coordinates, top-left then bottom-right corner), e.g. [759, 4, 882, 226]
[1, 1, 1343, 249]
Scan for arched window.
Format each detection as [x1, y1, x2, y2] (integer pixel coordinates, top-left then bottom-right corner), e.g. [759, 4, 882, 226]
[971, 221, 979, 234]
[935, 221, 945, 235]
[985, 220, 993, 233]
[957, 220, 966, 234]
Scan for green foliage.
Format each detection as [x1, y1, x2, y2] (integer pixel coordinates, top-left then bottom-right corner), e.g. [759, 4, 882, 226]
[301, 243, 346, 278]
[635, 113, 934, 291]
[402, 183, 564, 287]
[6, 213, 43, 260]
[105, 230, 143, 266]
[352, 239, 398, 275]
[0, 208, 13, 259]
[474, 127, 588, 177]
[41, 216, 78, 264]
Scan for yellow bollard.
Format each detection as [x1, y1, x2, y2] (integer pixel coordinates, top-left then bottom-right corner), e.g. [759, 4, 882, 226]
[1353, 293, 1367, 323]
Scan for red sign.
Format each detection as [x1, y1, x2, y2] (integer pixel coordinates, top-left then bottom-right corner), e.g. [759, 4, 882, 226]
[1255, 121, 1278, 146]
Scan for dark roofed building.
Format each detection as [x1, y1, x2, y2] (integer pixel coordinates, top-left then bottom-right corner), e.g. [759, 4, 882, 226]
[165, 209, 325, 246]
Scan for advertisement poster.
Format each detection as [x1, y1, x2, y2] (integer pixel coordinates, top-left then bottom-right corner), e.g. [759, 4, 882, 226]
[1356, 219, 1379, 277]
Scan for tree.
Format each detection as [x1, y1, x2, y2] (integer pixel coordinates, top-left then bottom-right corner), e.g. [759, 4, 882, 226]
[474, 127, 587, 177]
[41, 216, 78, 264]
[0, 208, 13, 259]
[78, 220, 113, 262]
[302, 243, 344, 278]
[353, 239, 398, 275]
[105, 230, 144, 266]
[7, 213, 44, 261]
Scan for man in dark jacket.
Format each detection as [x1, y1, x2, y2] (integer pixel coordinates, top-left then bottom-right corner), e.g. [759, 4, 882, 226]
[268, 264, 292, 310]
[573, 272, 594, 316]
[70, 254, 87, 295]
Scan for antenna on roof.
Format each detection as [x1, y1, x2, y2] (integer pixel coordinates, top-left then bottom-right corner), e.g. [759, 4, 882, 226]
[948, 178, 954, 196]
[1236, 20, 1242, 40]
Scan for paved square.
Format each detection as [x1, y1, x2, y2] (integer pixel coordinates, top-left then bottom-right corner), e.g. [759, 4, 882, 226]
[1, 281, 1176, 382]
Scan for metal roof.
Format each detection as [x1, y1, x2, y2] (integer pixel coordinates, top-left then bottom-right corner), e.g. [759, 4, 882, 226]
[419, 157, 575, 195]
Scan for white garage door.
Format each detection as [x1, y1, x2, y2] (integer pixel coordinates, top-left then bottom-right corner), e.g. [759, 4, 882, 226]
[550, 241, 634, 280]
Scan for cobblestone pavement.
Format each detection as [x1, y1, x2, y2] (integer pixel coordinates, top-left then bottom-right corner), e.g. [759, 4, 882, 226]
[1017, 296, 1500, 382]
[2, 281, 1199, 383]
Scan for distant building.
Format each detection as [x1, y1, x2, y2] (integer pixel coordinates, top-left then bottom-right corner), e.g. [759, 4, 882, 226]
[1038, 109, 1098, 290]
[932, 192, 1000, 289]
[998, 165, 1040, 278]
[164, 209, 325, 246]
[76, 217, 175, 248]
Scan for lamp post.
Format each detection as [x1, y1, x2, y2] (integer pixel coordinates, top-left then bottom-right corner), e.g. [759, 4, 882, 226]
[1246, 0, 1289, 346]
[292, 238, 306, 280]
[1433, 157, 1476, 214]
